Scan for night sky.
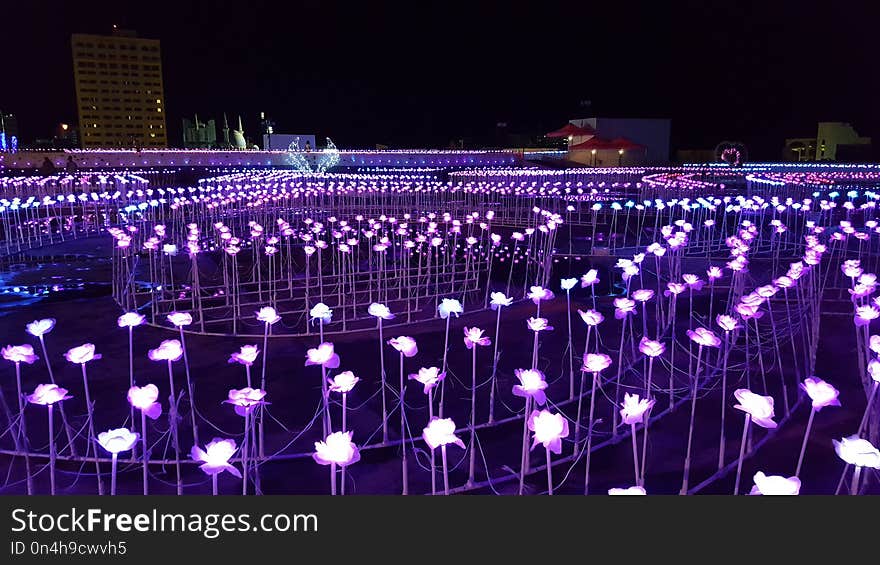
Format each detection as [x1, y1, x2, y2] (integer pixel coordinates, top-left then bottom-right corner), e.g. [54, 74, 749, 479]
[3, 1, 877, 158]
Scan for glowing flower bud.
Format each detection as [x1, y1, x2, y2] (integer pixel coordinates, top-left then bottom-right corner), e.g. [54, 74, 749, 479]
[310, 303, 333, 325]
[716, 314, 739, 332]
[313, 431, 360, 467]
[166, 311, 193, 327]
[687, 327, 721, 348]
[224, 387, 268, 416]
[608, 486, 647, 495]
[438, 298, 463, 319]
[833, 436, 880, 468]
[800, 377, 841, 411]
[387, 336, 418, 358]
[749, 472, 801, 495]
[25, 318, 56, 337]
[368, 303, 395, 320]
[639, 337, 665, 358]
[97, 428, 139, 455]
[328, 371, 360, 394]
[228, 345, 260, 367]
[561, 277, 578, 291]
[463, 327, 491, 349]
[527, 286, 554, 304]
[127, 384, 162, 420]
[192, 438, 241, 477]
[2, 344, 39, 365]
[490, 292, 513, 309]
[513, 368, 548, 405]
[580, 269, 599, 287]
[27, 383, 71, 405]
[620, 393, 655, 425]
[256, 306, 281, 325]
[422, 417, 465, 450]
[733, 388, 777, 429]
[148, 340, 183, 362]
[578, 309, 604, 326]
[305, 342, 341, 368]
[409, 366, 444, 394]
[65, 343, 101, 364]
[528, 409, 569, 454]
[582, 353, 612, 373]
[117, 312, 146, 328]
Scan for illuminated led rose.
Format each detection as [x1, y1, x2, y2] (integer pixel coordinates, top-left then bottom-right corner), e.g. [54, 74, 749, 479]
[97, 428, 139, 455]
[620, 393, 655, 425]
[25, 318, 56, 337]
[749, 472, 801, 495]
[310, 303, 333, 325]
[578, 309, 604, 326]
[560, 278, 578, 291]
[733, 388, 777, 429]
[313, 431, 360, 467]
[687, 327, 721, 348]
[632, 289, 654, 302]
[224, 387, 267, 416]
[854, 305, 880, 327]
[614, 297, 636, 319]
[527, 317, 553, 332]
[608, 486, 647, 495]
[438, 298, 463, 319]
[409, 366, 444, 394]
[191, 438, 241, 477]
[716, 314, 740, 332]
[665, 282, 686, 296]
[148, 339, 183, 362]
[128, 384, 162, 419]
[422, 417, 465, 450]
[870, 359, 880, 383]
[367, 303, 395, 320]
[639, 337, 665, 358]
[166, 311, 193, 327]
[463, 327, 491, 349]
[707, 266, 724, 280]
[305, 342, 341, 368]
[527, 286, 554, 304]
[833, 436, 880, 468]
[255, 306, 281, 325]
[27, 383, 71, 405]
[328, 371, 360, 394]
[387, 336, 418, 358]
[580, 269, 599, 287]
[2, 344, 39, 365]
[800, 377, 840, 411]
[117, 312, 146, 328]
[528, 409, 569, 454]
[228, 345, 260, 367]
[65, 343, 101, 364]
[582, 353, 612, 373]
[490, 292, 513, 309]
[682, 274, 704, 290]
[513, 368, 548, 405]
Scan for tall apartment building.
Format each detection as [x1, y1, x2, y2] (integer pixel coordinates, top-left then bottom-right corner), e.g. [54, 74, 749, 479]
[71, 28, 167, 148]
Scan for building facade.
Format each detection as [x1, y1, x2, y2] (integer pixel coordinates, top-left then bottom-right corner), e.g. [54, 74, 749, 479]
[71, 28, 167, 148]
[784, 122, 871, 161]
[182, 115, 217, 148]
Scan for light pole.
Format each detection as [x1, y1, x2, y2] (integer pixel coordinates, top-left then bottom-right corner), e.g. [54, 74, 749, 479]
[618, 148, 624, 166]
[591, 148, 597, 167]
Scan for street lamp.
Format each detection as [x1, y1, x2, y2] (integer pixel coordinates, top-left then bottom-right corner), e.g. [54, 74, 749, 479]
[618, 148, 624, 166]
[591, 148, 597, 167]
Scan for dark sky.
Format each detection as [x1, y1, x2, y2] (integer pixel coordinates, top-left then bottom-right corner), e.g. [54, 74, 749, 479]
[3, 1, 877, 158]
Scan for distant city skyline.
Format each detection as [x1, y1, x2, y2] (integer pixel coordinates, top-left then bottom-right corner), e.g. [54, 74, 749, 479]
[2, 2, 878, 158]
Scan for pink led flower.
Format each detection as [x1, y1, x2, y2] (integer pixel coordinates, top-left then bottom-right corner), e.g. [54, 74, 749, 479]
[463, 327, 491, 349]
[733, 388, 777, 429]
[191, 438, 241, 477]
[313, 431, 360, 467]
[800, 377, 841, 411]
[224, 387, 267, 416]
[749, 472, 801, 495]
[686, 327, 721, 348]
[65, 343, 101, 364]
[582, 353, 612, 373]
[526, 317, 553, 332]
[578, 309, 604, 326]
[528, 409, 569, 454]
[614, 297, 636, 319]
[608, 486, 647, 495]
[127, 384, 162, 419]
[97, 428, 139, 455]
[117, 312, 146, 328]
[735, 303, 763, 321]
[229, 345, 260, 367]
[387, 336, 418, 358]
[869, 359, 880, 383]
[305, 342, 341, 368]
[632, 288, 654, 302]
[166, 311, 193, 327]
[854, 305, 880, 327]
[682, 273, 704, 290]
[665, 282, 686, 296]
[561, 278, 578, 291]
[27, 383, 71, 405]
[255, 306, 281, 325]
[580, 269, 599, 287]
[409, 366, 444, 394]
[368, 302, 395, 320]
[148, 339, 183, 362]
[716, 314, 740, 332]
[489, 292, 513, 309]
[620, 393, 655, 425]
[639, 337, 665, 357]
[707, 266, 724, 280]
[870, 335, 880, 355]
[25, 318, 56, 337]
[833, 435, 880, 468]
[2, 344, 39, 365]
[513, 368, 548, 405]
[310, 303, 333, 325]
[328, 371, 360, 394]
[438, 298, 463, 319]
[527, 286, 554, 304]
[422, 417, 465, 450]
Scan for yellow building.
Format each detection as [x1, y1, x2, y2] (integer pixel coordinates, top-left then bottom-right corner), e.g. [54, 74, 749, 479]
[71, 28, 167, 148]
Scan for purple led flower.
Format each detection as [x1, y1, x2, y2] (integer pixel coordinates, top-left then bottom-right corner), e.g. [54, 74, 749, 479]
[305, 342, 341, 368]
[800, 377, 841, 411]
[27, 383, 71, 405]
[733, 388, 777, 429]
[512, 368, 548, 405]
[528, 409, 569, 454]
[313, 431, 360, 467]
[191, 438, 242, 477]
[2, 344, 39, 365]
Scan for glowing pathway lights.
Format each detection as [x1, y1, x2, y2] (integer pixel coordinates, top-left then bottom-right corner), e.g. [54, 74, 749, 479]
[527, 409, 569, 495]
[192, 438, 242, 495]
[3, 344, 39, 495]
[368, 302, 395, 442]
[750, 472, 801, 495]
[463, 327, 491, 486]
[97, 428, 139, 496]
[26, 383, 71, 495]
[834, 436, 880, 495]
[388, 336, 418, 494]
[487, 292, 513, 423]
[64, 343, 104, 495]
[732, 389, 778, 495]
[423, 417, 464, 495]
[580, 353, 612, 494]
[680, 327, 721, 495]
[148, 339, 184, 495]
[313, 431, 360, 496]
[796, 377, 841, 476]
[128, 384, 162, 495]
